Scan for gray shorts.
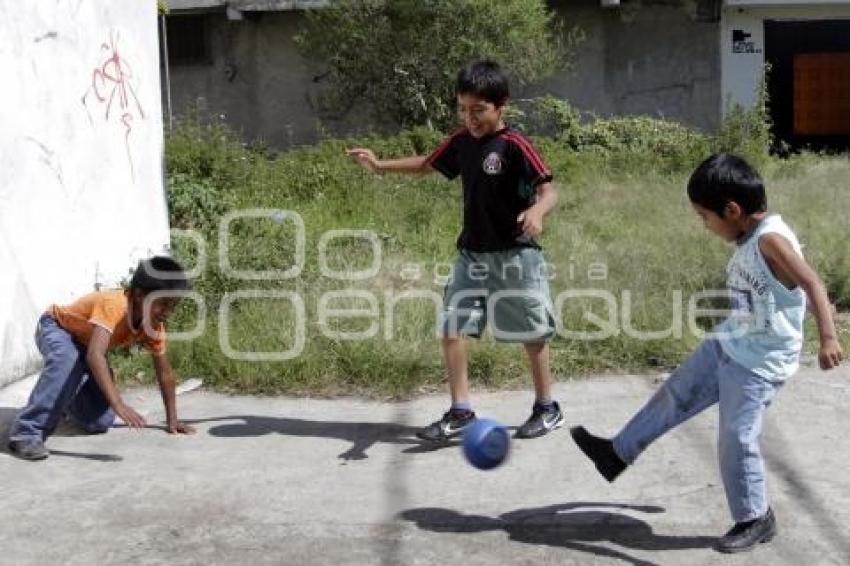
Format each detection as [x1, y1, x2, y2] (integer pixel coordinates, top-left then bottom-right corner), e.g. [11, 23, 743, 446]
[439, 248, 556, 343]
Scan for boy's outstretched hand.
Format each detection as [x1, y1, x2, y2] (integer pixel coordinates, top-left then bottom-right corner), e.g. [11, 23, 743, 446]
[167, 421, 197, 435]
[346, 148, 380, 173]
[114, 402, 147, 430]
[819, 338, 844, 370]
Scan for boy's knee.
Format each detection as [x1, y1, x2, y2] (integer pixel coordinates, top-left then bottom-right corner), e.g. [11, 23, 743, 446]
[653, 380, 690, 415]
[522, 341, 547, 354]
[659, 372, 711, 415]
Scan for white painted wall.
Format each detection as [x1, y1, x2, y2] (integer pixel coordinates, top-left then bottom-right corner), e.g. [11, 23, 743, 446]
[0, 1, 169, 386]
[721, 1, 850, 113]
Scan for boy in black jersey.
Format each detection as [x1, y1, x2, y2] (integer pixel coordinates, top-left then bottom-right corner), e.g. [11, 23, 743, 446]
[347, 60, 561, 442]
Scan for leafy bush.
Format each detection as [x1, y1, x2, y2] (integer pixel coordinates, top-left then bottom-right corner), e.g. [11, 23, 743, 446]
[167, 173, 226, 231]
[714, 69, 773, 168]
[510, 88, 778, 175]
[506, 96, 584, 147]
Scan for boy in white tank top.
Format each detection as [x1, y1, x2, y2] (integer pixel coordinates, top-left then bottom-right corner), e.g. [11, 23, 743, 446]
[570, 153, 843, 553]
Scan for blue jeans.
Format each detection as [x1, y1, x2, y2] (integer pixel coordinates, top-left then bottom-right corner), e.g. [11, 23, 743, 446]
[8, 314, 115, 442]
[613, 339, 782, 523]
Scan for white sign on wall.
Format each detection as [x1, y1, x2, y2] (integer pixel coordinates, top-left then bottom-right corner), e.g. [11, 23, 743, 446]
[0, 0, 169, 385]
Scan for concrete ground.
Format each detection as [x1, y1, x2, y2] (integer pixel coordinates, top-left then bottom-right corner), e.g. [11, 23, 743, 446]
[1, 365, 848, 566]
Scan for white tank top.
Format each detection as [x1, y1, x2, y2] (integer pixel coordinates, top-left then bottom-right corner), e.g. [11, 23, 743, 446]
[717, 215, 806, 381]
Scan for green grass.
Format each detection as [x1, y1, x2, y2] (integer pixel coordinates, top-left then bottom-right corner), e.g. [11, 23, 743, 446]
[110, 121, 850, 397]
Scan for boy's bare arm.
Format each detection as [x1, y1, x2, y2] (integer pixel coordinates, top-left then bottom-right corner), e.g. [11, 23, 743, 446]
[345, 148, 432, 175]
[518, 182, 558, 238]
[759, 233, 844, 370]
[152, 353, 196, 435]
[86, 327, 147, 428]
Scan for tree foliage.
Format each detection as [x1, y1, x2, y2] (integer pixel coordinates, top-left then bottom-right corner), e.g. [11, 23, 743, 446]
[295, 0, 576, 129]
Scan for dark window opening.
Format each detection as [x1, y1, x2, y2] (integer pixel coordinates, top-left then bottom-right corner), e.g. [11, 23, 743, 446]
[164, 15, 211, 66]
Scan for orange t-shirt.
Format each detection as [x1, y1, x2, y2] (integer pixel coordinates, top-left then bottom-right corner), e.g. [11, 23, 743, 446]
[48, 290, 166, 355]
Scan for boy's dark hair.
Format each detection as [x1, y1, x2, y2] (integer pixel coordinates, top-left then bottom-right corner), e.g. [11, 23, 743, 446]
[129, 256, 190, 293]
[687, 153, 767, 216]
[456, 60, 509, 106]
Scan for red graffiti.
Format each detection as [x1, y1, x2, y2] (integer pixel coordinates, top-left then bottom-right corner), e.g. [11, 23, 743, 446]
[89, 31, 145, 180]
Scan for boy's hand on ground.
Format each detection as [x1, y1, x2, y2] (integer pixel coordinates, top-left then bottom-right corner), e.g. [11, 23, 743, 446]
[167, 422, 197, 435]
[114, 402, 147, 429]
[345, 148, 380, 173]
[818, 338, 843, 370]
[517, 207, 544, 238]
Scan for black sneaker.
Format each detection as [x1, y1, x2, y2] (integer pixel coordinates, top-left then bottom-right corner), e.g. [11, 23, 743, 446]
[515, 401, 565, 439]
[716, 508, 777, 554]
[416, 410, 476, 442]
[8, 438, 49, 461]
[570, 426, 627, 482]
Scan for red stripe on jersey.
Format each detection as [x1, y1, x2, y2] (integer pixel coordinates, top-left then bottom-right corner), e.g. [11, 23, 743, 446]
[502, 133, 550, 177]
[427, 127, 468, 164]
[502, 133, 549, 176]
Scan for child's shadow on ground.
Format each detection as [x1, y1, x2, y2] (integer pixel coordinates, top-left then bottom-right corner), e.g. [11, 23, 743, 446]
[400, 502, 716, 566]
[0, 406, 19, 435]
[186, 415, 453, 461]
[0, 406, 122, 462]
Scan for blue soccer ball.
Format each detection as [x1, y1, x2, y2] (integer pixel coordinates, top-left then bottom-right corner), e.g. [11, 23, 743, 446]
[462, 418, 510, 470]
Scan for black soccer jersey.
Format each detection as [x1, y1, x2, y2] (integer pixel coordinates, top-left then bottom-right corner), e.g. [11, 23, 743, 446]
[426, 126, 553, 252]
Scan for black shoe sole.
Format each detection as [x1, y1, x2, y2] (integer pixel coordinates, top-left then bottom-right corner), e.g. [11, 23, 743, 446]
[415, 432, 450, 443]
[715, 528, 776, 553]
[416, 427, 468, 443]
